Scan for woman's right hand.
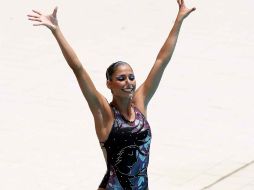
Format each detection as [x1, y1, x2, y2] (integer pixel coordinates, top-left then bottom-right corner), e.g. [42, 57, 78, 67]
[27, 7, 59, 32]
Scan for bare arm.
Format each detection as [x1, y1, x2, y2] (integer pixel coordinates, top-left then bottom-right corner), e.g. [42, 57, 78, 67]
[27, 7, 107, 113]
[135, 0, 196, 109]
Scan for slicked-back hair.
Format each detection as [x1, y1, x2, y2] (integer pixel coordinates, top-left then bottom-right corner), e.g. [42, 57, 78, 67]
[106, 61, 129, 81]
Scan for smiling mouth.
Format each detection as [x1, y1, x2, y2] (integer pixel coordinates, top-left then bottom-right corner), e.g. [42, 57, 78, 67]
[122, 88, 134, 93]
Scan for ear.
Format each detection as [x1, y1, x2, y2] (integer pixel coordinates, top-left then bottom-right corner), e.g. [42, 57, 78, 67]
[106, 80, 111, 89]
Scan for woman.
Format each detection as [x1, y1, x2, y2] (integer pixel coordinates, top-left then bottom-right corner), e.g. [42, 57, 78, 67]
[27, 0, 195, 189]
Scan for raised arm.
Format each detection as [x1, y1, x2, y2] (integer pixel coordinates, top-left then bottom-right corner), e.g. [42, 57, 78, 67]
[27, 7, 107, 113]
[135, 0, 196, 109]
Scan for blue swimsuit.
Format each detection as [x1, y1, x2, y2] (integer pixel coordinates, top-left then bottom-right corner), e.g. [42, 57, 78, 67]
[99, 104, 152, 190]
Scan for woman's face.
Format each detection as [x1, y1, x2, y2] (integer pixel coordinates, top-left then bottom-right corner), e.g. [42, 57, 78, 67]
[107, 64, 136, 99]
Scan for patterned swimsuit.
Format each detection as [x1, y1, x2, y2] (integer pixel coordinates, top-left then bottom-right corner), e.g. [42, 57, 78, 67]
[99, 105, 152, 190]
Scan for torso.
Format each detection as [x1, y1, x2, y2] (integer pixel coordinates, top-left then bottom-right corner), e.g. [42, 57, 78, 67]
[99, 104, 152, 189]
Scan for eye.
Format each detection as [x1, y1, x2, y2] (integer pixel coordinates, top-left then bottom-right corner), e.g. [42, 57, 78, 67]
[128, 74, 135, 81]
[116, 75, 126, 81]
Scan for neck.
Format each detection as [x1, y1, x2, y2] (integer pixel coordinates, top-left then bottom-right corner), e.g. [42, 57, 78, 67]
[111, 96, 133, 117]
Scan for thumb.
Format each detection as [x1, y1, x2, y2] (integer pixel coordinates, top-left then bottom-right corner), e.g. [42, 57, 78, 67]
[189, 7, 196, 14]
[184, 7, 196, 18]
[53, 6, 58, 17]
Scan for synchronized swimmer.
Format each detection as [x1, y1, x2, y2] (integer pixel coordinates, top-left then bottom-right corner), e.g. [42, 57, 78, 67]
[27, 0, 195, 189]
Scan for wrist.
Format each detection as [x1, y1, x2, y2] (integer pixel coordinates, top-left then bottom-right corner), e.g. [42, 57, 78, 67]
[51, 25, 60, 35]
[175, 14, 184, 23]
[174, 16, 184, 26]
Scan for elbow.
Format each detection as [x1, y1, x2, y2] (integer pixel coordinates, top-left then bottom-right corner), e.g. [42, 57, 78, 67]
[71, 63, 83, 74]
[70, 59, 82, 71]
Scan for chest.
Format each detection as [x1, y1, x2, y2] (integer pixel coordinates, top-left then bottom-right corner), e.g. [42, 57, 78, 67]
[104, 109, 152, 152]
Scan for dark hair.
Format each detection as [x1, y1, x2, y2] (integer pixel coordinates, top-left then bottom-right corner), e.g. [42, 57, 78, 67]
[106, 61, 129, 81]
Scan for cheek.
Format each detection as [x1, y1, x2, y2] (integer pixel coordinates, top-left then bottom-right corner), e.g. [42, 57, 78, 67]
[110, 83, 124, 94]
[111, 81, 124, 89]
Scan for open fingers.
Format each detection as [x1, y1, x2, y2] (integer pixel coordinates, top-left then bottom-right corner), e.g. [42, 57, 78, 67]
[27, 14, 39, 18]
[28, 17, 42, 22]
[177, 0, 184, 6]
[33, 23, 44, 27]
[32, 10, 42, 15]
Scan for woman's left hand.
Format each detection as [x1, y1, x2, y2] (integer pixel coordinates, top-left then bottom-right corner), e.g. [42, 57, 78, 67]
[177, 0, 196, 21]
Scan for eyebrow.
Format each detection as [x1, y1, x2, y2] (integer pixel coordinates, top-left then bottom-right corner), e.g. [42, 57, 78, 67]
[116, 73, 134, 76]
[116, 74, 134, 77]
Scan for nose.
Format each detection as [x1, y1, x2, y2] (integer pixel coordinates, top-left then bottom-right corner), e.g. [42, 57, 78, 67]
[125, 78, 135, 88]
[125, 77, 133, 84]
[125, 77, 131, 84]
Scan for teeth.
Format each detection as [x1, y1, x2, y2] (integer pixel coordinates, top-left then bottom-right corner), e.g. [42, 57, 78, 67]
[122, 88, 133, 92]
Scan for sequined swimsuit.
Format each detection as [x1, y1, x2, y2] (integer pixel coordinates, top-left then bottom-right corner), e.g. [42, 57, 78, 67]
[99, 105, 152, 190]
